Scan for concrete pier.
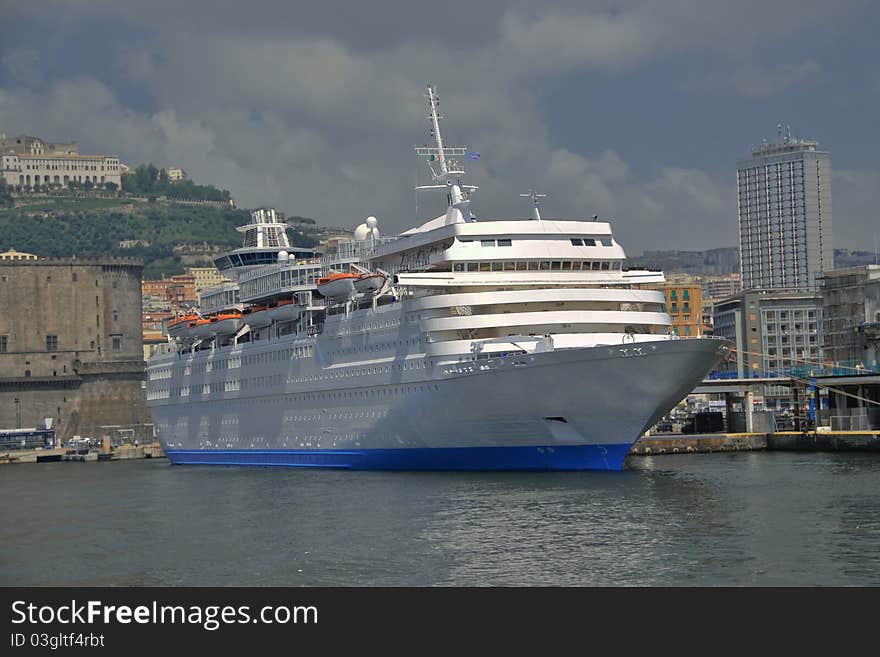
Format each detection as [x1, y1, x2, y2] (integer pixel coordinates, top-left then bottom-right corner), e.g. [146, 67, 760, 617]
[0, 442, 165, 465]
[632, 431, 880, 456]
[767, 431, 880, 452]
[631, 433, 767, 455]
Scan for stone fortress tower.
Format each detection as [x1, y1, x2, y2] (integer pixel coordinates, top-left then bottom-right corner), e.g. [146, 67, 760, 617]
[0, 253, 148, 440]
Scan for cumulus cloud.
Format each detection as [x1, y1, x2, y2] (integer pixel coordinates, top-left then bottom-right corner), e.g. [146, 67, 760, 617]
[681, 59, 823, 98]
[833, 169, 880, 250]
[1, 0, 875, 252]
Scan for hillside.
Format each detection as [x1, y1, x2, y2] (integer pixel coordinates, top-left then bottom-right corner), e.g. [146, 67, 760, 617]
[0, 187, 319, 278]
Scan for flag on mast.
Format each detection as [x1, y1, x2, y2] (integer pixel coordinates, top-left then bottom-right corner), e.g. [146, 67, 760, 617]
[466, 151, 480, 161]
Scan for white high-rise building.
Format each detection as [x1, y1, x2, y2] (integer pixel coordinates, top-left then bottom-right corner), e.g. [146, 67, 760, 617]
[736, 126, 833, 291]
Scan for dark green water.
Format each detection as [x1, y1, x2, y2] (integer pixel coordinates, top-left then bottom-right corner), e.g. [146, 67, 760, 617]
[2, 452, 879, 586]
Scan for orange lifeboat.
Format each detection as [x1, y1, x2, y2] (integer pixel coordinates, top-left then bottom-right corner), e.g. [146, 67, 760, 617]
[209, 311, 243, 337]
[268, 298, 300, 322]
[353, 272, 386, 295]
[316, 272, 359, 299]
[166, 313, 201, 340]
[242, 304, 272, 329]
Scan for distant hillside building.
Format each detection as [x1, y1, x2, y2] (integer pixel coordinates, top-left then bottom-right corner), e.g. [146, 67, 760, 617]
[0, 256, 148, 440]
[0, 133, 125, 190]
[737, 126, 834, 291]
[167, 167, 187, 182]
[0, 249, 39, 261]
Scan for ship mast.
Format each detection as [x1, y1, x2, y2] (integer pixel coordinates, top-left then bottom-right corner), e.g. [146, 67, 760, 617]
[415, 83, 477, 225]
[520, 189, 546, 221]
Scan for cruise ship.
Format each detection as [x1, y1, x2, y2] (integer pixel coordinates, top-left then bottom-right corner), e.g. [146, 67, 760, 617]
[145, 84, 730, 471]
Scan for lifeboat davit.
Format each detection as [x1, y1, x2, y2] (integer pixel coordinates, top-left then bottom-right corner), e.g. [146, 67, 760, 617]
[210, 311, 243, 337]
[353, 273, 386, 295]
[268, 298, 300, 322]
[242, 305, 272, 329]
[316, 272, 358, 299]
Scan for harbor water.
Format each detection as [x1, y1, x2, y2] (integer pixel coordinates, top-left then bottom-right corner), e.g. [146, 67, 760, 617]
[2, 452, 879, 586]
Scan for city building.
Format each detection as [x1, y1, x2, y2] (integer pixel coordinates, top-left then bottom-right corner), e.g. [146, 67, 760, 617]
[701, 273, 742, 304]
[649, 283, 708, 337]
[167, 166, 187, 182]
[818, 265, 880, 371]
[0, 256, 148, 440]
[141, 274, 197, 309]
[186, 266, 231, 294]
[737, 126, 834, 291]
[713, 289, 823, 408]
[1, 133, 125, 190]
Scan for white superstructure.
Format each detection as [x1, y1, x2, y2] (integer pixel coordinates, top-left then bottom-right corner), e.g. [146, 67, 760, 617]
[146, 84, 729, 471]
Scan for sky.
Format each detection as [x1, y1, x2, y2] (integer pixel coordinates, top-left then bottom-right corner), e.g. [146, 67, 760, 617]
[1, 1, 878, 255]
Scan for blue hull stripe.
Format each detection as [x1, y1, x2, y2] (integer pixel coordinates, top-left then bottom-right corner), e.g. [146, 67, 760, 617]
[164, 444, 632, 472]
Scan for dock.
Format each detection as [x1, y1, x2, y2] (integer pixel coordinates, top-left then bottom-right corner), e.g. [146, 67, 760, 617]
[0, 442, 165, 465]
[631, 431, 880, 455]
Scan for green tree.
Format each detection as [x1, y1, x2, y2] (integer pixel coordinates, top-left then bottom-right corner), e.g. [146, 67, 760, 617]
[0, 178, 13, 207]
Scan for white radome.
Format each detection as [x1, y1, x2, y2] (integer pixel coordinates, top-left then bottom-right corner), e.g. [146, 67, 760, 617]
[353, 223, 369, 241]
[354, 217, 380, 241]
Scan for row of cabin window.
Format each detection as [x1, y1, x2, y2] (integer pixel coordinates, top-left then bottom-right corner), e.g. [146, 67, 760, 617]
[459, 238, 613, 248]
[570, 238, 613, 247]
[453, 260, 622, 272]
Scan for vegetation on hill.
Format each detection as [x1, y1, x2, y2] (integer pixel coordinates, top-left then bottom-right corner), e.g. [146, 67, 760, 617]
[0, 179, 13, 208]
[0, 192, 319, 278]
[121, 164, 232, 202]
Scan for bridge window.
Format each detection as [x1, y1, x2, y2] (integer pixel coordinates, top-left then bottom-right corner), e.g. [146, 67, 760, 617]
[600, 238, 613, 247]
[467, 263, 478, 272]
[481, 240, 495, 247]
[527, 261, 539, 271]
[570, 238, 583, 246]
[540, 261, 550, 270]
[584, 238, 597, 246]
[491, 262, 503, 271]
[551, 261, 561, 271]
[498, 239, 512, 247]
[561, 261, 572, 270]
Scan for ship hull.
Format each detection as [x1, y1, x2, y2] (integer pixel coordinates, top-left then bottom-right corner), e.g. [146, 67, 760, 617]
[149, 337, 727, 472]
[164, 443, 633, 471]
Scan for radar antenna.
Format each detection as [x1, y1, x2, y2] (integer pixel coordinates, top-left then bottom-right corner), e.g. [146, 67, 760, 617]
[519, 189, 546, 221]
[414, 83, 478, 225]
